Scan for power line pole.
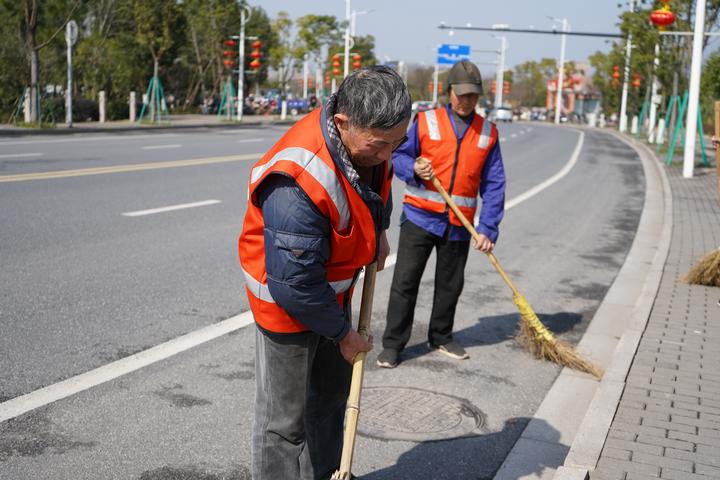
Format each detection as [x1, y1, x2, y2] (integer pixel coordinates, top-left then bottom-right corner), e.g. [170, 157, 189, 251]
[619, 0, 636, 133]
[682, 0, 707, 178]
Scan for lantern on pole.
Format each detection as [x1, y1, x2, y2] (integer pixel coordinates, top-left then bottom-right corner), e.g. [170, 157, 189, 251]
[249, 40, 262, 70]
[632, 74, 641, 89]
[332, 53, 342, 76]
[352, 53, 362, 70]
[650, 0, 676, 31]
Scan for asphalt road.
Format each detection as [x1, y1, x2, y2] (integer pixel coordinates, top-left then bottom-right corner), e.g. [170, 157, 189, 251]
[0, 121, 645, 479]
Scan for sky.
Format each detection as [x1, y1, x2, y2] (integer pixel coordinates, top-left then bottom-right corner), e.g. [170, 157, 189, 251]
[253, 0, 629, 76]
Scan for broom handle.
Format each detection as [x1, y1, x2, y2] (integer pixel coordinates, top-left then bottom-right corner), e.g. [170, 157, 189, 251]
[426, 173, 521, 298]
[715, 101, 719, 195]
[336, 261, 377, 477]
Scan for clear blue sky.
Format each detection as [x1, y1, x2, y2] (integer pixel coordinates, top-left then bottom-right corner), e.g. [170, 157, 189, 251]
[253, 0, 628, 75]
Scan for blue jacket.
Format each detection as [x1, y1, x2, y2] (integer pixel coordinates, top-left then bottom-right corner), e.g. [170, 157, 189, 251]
[394, 105, 506, 242]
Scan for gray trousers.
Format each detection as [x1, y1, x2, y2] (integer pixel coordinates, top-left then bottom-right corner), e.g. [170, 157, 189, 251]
[252, 327, 352, 480]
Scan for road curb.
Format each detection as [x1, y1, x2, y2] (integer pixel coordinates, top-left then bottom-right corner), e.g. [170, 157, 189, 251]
[492, 128, 672, 480]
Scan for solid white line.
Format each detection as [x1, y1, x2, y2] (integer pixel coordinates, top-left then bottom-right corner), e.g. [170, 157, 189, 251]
[0, 128, 585, 422]
[122, 199, 221, 217]
[141, 144, 182, 150]
[0, 312, 254, 423]
[0, 153, 44, 159]
[0, 133, 180, 146]
[506, 130, 584, 209]
[237, 138, 263, 143]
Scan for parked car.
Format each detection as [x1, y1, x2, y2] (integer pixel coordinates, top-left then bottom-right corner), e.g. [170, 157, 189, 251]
[412, 101, 435, 113]
[489, 106, 513, 122]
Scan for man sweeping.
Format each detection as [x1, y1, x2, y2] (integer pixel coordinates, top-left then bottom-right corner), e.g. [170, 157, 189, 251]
[239, 66, 411, 479]
[377, 60, 507, 368]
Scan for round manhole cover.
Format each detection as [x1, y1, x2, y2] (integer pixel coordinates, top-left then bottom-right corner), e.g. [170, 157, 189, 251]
[357, 386, 485, 441]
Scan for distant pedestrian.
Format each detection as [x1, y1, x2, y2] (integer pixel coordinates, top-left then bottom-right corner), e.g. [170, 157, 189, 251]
[239, 66, 411, 479]
[377, 60, 507, 368]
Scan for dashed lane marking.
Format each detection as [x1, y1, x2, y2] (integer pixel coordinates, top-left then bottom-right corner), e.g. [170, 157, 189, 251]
[122, 199, 221, 217]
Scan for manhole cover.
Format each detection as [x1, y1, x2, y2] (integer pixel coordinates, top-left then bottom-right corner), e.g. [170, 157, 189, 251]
[357, 386, 485, 441]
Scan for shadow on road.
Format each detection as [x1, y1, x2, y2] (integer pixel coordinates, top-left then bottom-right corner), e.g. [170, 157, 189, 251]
[361, 417, 562, 480]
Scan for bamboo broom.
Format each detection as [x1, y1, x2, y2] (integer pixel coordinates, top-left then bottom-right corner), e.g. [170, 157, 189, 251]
[421, 162, 602, 379]
[682, 100, 720, 287]
[331, 262, 377, 480]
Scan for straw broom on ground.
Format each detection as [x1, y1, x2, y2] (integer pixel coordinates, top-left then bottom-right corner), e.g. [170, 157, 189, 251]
[682, 101, 720, 288]
[419, 159, 603, 379]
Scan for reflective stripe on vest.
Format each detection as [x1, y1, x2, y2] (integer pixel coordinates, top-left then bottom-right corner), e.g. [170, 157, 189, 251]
[478, 117, 492, 149]
[424, 110, 441, 140]
[250, 146, 351, 231]
[241, 267, 355, 304]
[404, 184, 477, 208]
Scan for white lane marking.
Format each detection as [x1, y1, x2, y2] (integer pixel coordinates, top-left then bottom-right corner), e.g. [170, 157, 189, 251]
[0, 153, 44, 159]
[237, 138, 263, 143]
[511, 134, 517, 138]
[122, 199, 221, 217]
[500, 137, 507, 142]
[506, 130, 584, 209]
[0, 311, 254, 423]
[0, 133, 180, 147]
[0, 129, 585, 422]
[220, 129, 263, 135]
[141, 144, 182, 150]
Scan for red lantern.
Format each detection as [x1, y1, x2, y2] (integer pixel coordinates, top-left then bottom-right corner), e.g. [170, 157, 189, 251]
[612, 66, 620, 80]
[223, 50, 234, 58]
[352, 53, 362, 70]
[650, 1, 676, 31]
[251, 40, 262, 50]
[249, 59, 261, 70]
[250, 50, 262, 59]
[333, 68, 341, 76]
[632, 74, 641, 89]
[223, 39, 237, 47]
[223, 59, 235, 68]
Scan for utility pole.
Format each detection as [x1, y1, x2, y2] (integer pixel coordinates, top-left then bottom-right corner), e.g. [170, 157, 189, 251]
[682, 0, 707, 178]
[64, 20, 78, 127]
[648, 42, 661, 143]
[343, 0, 351, 78]
[549, 17, 568, 125]
[619, 0, 636, 132]
[237, 5, 251, 122]
[492, 36, 507, 108]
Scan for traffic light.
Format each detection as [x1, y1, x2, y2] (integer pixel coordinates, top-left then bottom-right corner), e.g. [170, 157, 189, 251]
[503, 81, 510, 95]
[332, 53, 341, 76]
[352, 53, 362, 70]
[250, 40, 262, 70]
[222, 39, 237, 69]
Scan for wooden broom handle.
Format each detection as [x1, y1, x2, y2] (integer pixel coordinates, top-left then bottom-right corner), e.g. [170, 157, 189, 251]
[336, 262, 377, 477]
[418, 160, 521, 298]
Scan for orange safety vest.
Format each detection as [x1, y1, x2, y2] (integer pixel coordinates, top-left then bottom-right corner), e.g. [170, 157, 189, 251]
[404, 107, 497, 226]
[238, 108, 392, 334]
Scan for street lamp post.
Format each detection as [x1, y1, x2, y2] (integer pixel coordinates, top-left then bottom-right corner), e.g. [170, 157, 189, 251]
[619, 0, 636, 133]
[237, 5, 251, 122]
[682, 0, 707, 178]
[549, 17, 568, 125]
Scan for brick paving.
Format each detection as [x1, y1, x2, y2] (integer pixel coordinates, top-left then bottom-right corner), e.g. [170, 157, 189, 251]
[592, 164, 720, 480]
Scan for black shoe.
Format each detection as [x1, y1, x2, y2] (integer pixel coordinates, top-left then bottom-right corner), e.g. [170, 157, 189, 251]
[376, 348, 399, 368]
[429, 341, 469, 360]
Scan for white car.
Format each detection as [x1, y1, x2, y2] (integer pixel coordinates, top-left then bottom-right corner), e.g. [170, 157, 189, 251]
[490, 107, 513, 122]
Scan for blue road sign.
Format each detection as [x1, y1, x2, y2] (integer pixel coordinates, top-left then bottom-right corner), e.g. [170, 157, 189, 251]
[437, 44, 470, 65]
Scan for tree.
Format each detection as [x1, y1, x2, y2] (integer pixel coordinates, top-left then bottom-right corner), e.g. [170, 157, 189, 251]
[511, 58, 557, 107]
[15, 0, 80, 122]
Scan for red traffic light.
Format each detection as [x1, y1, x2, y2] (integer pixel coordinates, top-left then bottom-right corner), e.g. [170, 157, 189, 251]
[224, 39, 237, 47]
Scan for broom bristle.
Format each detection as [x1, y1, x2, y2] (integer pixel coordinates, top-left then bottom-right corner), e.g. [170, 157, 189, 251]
[682, 249, 720, 287]
[514, 293, 603, 379]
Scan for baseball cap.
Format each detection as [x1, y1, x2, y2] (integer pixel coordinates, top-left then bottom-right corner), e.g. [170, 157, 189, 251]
[448, 60, 483, 96]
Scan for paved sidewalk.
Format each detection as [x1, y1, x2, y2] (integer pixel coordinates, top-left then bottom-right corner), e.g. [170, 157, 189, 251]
[591, 162, 720, 480]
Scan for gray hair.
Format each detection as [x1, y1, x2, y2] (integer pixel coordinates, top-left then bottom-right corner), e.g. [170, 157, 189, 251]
[336, 65, 411, 130]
